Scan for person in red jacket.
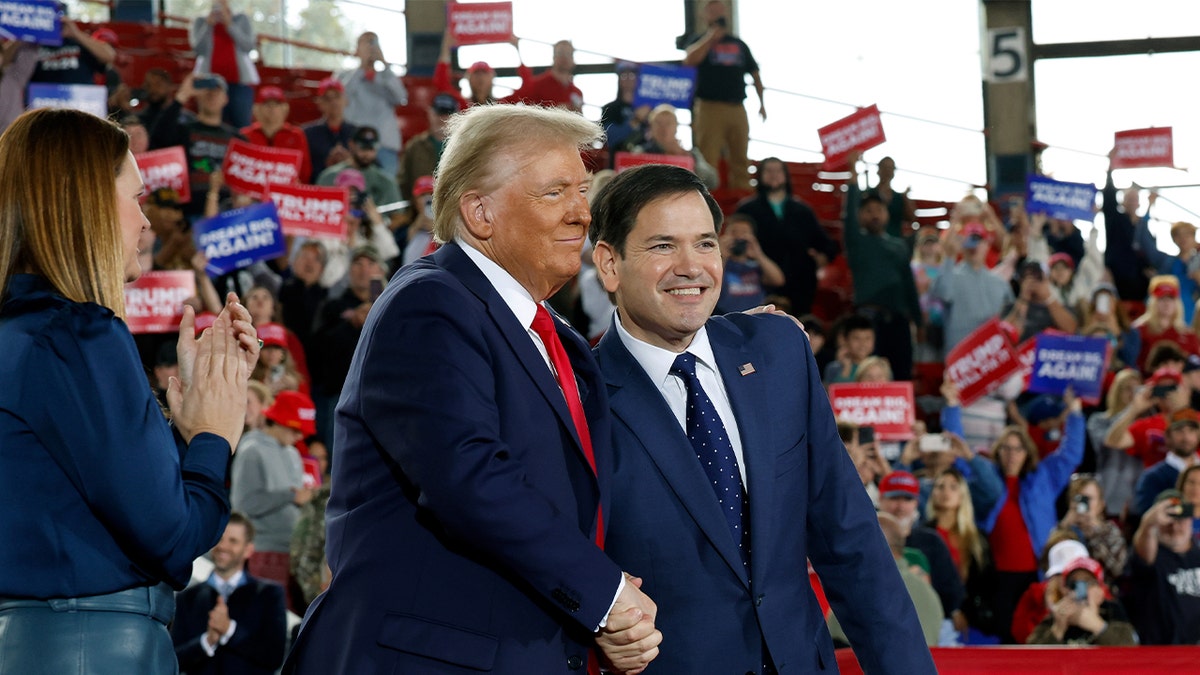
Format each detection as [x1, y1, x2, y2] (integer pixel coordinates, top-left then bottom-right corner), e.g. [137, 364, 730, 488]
[241, 85, 312, 183]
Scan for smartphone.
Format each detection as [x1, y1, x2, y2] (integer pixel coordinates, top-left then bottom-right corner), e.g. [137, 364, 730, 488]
[369, 277, 384, 302]
[730, 239, 749, 256]
[1171, 501, 1195, 520]
[193, 75, 222, 90]
[919, 434, 950, 453]
[857, 426, 875, 445]
[1152, 383, 1177, 399]
[1095, 293, 1112, 315]
[713, 16, 727, 27]
[1073, 580, 1088, 602]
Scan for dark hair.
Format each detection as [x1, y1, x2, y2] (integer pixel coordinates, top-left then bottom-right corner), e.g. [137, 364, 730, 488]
[798, 313, 825, 338]
[1147, 340, 1187, 370]
[228, 511, 256, 542]
[840, 313, 874, 337]
[589, 163, 723, 256]
[859, 189, 886, 208]
[722, 211, 757, 235]
[754, 156, 792, 197]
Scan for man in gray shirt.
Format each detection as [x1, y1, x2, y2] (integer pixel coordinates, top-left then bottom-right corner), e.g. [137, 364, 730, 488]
[231, 390, 315, 608]
[931, 222, 1013, 355]
[339, 31, 407, 176]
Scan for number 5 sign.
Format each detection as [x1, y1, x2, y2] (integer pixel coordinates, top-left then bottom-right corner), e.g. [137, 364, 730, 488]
[986, 27, 1028, 83]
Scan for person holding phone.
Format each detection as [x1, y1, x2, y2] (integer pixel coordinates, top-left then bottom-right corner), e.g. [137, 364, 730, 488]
[716, 213, 784, 313]
[338, 32, 407, 176]
[1131, 408, 1200, 518]
[1026, 556, 1135, 645]
[1128, 489, 1200, 644]
[1104, 367, 1191, 473]
[1057, 475, 1128, 582]
[190, 0, 259, 129]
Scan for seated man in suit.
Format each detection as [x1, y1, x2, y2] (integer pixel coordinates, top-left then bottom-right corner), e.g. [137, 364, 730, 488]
[286, 104, 660, 674]
[589, 164, 936, 674]
[172, 513, 287, 675]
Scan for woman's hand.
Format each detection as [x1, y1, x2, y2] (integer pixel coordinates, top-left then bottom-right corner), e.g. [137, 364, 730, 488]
[168, 312, 251, 450]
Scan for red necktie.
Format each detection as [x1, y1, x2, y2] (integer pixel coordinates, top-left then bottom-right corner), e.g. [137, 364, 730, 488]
[530, 305, 606, 675]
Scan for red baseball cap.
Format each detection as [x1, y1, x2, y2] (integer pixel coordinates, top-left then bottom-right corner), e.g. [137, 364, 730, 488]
[255, 85, 286, 104]
[316, 77, 344, 97]
[257, 322, 289, 350]
[467, 61, 493, 75]
[1149, 367, 1182, 388]
[879, 471, 920, 499]
[1048, 252, 1075, 270]
[264, 390, 317, 437]
[1152, 283, 1180, 299]
[1062, 556, 1105, 584]
[413, 175, 435, 198]
[92, 28, 119, 47]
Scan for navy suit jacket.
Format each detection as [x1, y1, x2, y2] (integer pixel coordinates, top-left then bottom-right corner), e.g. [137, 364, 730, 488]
[596, 313, 935, 674]
[171, 573, 287, 675]
[285, 242, 621, 674]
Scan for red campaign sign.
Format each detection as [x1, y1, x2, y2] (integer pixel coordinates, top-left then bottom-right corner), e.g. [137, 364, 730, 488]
[613, 151, 695, 174]
[818, 104, 886, 169]
[123, 271, 196, 334]
[301, 456, 322, 489]
[268, 183, 349, 240]
[221, 139, 304, 198]
[944, 317, 1021, 407]
[1112, 127, 1174, 169]
[135, 146, 190, 204]
[827, 381, 915, 442]
[1017, 337, 1037, 388]
[447, 2, 513, 46]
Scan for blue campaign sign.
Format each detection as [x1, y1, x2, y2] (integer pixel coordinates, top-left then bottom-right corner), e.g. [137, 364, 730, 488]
[0, 0, 62, 46]
[632, 63, 697, 109]
[193, 202, 287, 277]
[1025, 175, 1098, 223]
[1028, 333, 1110, 400]
[26, 83, 107, 118]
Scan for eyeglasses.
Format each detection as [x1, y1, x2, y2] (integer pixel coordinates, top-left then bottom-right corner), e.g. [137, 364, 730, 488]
[998, 444, 1027, 452]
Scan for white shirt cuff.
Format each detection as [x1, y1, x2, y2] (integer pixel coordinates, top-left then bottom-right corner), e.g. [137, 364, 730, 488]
[595, 574, 626, 631]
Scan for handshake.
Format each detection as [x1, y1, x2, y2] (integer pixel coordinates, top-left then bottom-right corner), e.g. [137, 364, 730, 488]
[596, 573, 663, 674]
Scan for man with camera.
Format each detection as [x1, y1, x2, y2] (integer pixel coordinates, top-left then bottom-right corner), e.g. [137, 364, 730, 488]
[682, 0, 765, 190]
[715, 213, 783, 313]
[1129, 489, 1200, 644]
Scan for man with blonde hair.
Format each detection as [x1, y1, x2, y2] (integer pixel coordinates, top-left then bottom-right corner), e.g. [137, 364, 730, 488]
[287, 104, 661, 675]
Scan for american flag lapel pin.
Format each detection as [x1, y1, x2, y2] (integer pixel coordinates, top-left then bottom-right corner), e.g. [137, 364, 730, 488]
[738, 362, 756, 376]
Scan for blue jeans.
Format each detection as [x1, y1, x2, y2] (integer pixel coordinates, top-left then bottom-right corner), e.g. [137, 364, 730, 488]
[223, 82, 254, 130]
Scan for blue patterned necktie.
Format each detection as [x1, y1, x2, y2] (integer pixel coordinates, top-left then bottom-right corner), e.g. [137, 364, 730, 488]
[670, 352, 750, 570]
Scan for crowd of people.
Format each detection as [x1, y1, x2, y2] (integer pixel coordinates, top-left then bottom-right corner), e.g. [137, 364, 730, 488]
[4, 0, 1200, 672]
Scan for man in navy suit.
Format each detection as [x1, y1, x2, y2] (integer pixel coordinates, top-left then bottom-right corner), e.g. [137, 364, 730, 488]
[172, 513, 287, 675]
[286, 105, 661, 674]
[589, 164, 936, 674]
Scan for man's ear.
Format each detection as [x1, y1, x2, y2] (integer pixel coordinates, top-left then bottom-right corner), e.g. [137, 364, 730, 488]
[592, 240, 620, 294]
[459, 191, 493, 241]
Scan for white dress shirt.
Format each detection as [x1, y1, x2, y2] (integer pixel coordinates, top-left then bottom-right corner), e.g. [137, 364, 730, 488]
[613, 312, 748, 487]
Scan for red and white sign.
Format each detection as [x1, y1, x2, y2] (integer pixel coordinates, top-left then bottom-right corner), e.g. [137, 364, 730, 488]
[828, 382, 915, 442]
[613, 151, 695, 173]
[268, 183, 349, 240]
[818, 104, 886, 169]
[221, 139, 304, 198]
[123, 271, 196, 334]
[1112, 127, 1174, 170]
[447, 2, 513, 46]
[135, 146, 190, 204]
[1017, 336, 1038, 388]
[945, 318, 1021, 407]
[301, 456, 322, 488]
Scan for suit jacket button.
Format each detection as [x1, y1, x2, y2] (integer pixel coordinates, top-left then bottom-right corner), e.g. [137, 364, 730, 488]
[567, 655, 584, 670]
[755, 594, 764, 607]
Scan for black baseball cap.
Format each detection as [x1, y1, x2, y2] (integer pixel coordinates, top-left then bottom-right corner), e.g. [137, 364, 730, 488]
[352, 126, 380, 149]
[431, 92, 461, 115]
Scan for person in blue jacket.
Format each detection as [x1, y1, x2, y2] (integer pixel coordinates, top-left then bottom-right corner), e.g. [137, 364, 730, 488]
[979, 388, 1085, 642]
[0, 108, 258, 674]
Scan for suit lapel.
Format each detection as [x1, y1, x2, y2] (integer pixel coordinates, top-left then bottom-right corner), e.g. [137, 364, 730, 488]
[435, 243, 597, 488]
[598, 326, 749, 586]
[708, 320, 776, 580]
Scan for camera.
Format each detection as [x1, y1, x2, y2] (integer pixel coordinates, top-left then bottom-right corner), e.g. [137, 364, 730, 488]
[1170, 501, 1195, 520]
[1073, 494, 1090, 514]
[730, 239, 748, 256]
